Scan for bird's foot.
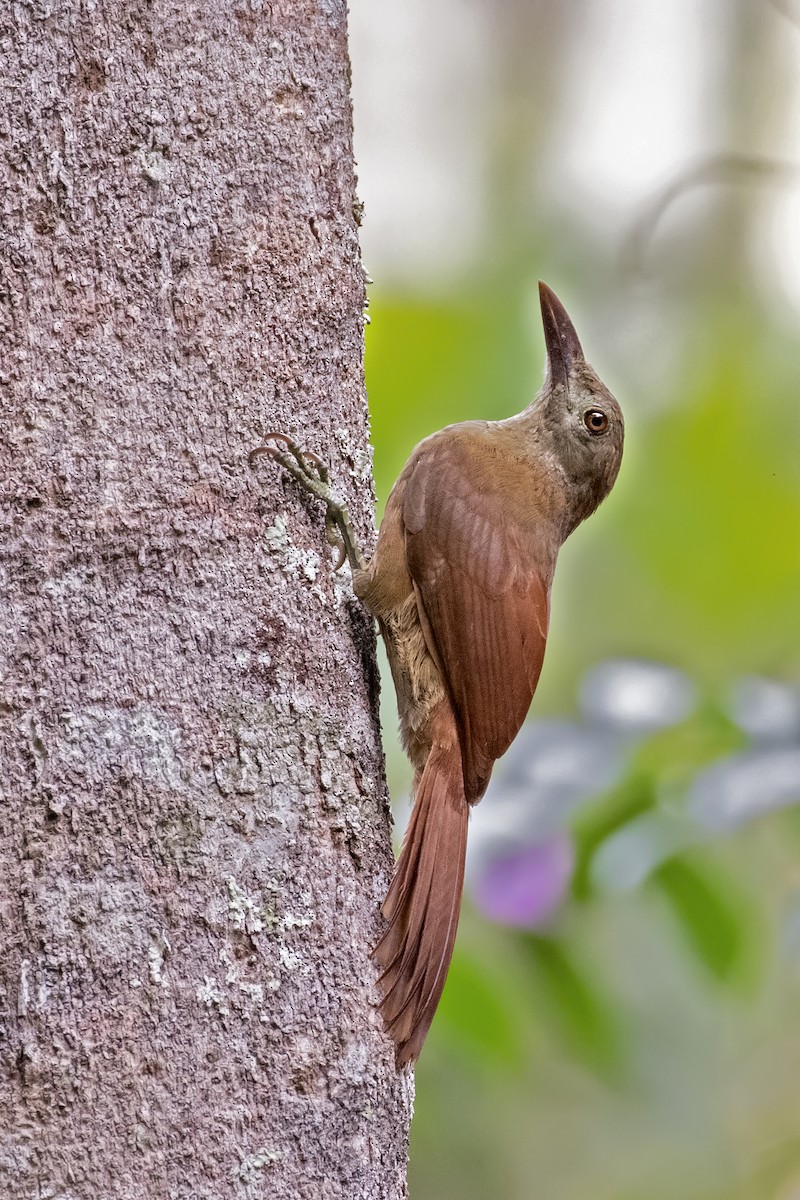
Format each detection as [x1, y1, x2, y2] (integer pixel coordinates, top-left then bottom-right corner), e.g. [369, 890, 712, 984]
[249, 432, 366, 572]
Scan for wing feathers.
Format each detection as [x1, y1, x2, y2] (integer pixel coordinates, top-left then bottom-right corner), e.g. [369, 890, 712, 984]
[404, 440, 551, 801]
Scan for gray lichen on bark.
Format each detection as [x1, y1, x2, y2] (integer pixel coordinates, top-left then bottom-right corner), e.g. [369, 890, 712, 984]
[0, 2, 411, 1196]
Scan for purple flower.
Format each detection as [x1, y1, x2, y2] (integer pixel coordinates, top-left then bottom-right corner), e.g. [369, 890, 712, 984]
[471, 833, 574, 929]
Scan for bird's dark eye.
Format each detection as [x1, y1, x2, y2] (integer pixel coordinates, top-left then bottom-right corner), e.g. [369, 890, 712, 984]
[583, 409, 609, 436]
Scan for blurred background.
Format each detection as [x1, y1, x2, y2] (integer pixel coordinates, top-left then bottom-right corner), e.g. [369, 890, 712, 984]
[348, 1, 800, 1197]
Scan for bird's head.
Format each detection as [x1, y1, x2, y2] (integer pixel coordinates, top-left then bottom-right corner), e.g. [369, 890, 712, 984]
[536, 281, 624, 529]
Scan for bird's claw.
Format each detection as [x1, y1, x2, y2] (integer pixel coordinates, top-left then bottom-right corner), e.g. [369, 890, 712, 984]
[249, 431, 359, 572]
[249, 432, 337, 502]
[248, 432, 329, 486]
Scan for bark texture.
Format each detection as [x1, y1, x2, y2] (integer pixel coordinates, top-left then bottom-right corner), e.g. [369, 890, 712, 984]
[0, 3, 411, 1197]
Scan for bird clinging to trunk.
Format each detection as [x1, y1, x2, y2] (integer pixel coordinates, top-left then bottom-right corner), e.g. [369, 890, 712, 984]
[250, 282, 624, 1067]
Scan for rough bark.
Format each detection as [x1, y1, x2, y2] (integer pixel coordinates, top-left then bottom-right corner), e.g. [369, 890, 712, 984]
[0, 3, 411, 1197]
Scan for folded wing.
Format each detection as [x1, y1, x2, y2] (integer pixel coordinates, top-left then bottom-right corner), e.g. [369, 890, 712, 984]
[403, 432, 552, 802]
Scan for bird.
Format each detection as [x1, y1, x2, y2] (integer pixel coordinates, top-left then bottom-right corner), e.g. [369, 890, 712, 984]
[250, 282, 624, 1067]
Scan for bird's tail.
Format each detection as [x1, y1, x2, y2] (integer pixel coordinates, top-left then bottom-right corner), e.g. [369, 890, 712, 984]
[373, 740, 469, 1067]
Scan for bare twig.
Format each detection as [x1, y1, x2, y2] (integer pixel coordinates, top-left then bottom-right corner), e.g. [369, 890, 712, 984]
[622, 152, 800, 277]
[766, 0, 800, 33]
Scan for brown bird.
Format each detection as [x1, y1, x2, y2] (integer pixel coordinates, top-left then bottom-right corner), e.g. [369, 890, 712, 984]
[250, 282, 624, 1067]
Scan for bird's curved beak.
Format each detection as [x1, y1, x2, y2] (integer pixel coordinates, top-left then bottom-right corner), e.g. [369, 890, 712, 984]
[539, 281, 585, 393]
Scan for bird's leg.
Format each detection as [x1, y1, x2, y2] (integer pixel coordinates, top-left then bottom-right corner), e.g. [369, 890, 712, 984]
[249, 432, 367, 573]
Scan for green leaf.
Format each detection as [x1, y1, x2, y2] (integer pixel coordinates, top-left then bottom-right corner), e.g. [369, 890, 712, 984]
[436, 946, 528, 1070]
[650, 856, 753, 985]
[524, 934, 623, 1076]
[571, 771, 656, 901]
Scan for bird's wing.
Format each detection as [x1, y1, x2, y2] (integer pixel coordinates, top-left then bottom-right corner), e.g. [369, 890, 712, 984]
[402, 433, 552, 802]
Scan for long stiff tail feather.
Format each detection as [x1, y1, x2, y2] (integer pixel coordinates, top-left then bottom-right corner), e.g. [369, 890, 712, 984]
[373, 742, 469, 1066]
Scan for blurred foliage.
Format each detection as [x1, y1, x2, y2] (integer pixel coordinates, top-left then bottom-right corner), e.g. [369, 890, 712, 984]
[571, 770, 656, 900]
[367, 292, 533, 508]
[357, 4, 800, 1198]
[650, 856, 757, 987]
[613, 322, 800, 676]
[523, 934, 624, 1077]
[365, 279, 800, 1200]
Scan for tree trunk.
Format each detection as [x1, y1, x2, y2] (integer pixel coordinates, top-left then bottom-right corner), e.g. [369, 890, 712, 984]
[0, 3, 411, 1197]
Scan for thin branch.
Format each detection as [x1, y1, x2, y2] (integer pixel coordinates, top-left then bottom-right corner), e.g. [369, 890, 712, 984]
[766, 0, 800, 33]
[621, 152, 800, 278]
